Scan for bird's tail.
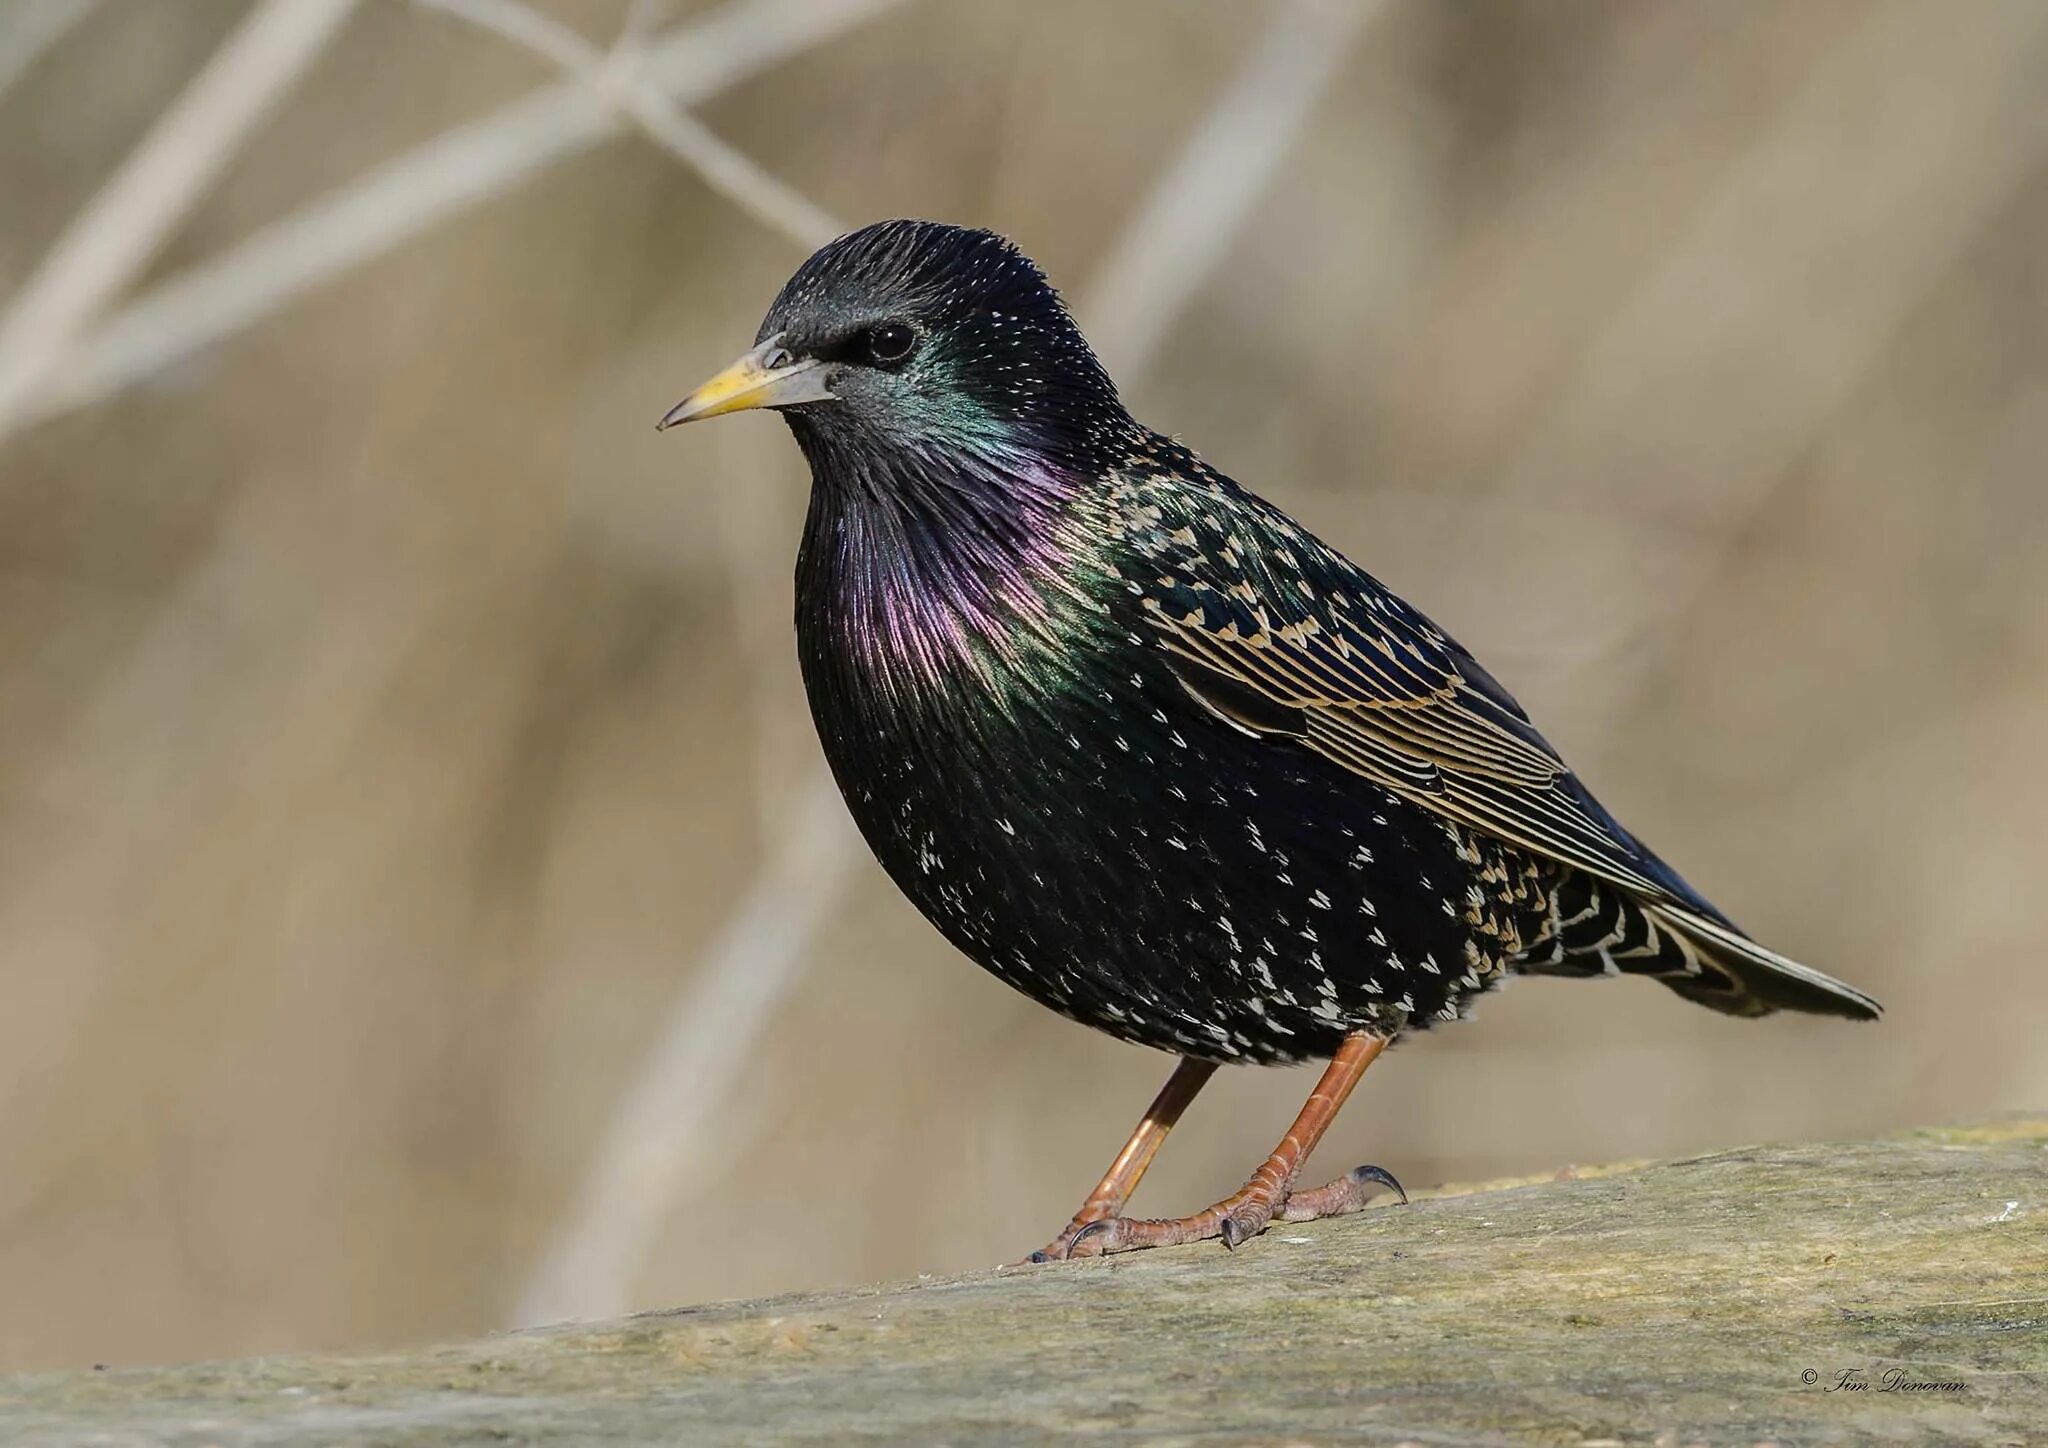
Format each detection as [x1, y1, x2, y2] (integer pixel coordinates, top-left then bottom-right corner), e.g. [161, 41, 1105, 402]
[1644, 901, 1882, 1019]
[1516, 872, 1882, 1020]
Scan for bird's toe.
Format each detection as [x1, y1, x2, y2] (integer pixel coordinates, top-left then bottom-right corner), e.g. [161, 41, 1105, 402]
[1219, 1202, 1274, 1250]
[1278, 1161, 1407, 1222]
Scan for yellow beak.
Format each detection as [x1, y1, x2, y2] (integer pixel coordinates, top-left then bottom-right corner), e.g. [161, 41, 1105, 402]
[656, 334, 836, 429]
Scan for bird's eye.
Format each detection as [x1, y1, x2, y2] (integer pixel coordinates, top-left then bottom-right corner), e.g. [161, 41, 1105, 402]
[864, 323, 917, 366]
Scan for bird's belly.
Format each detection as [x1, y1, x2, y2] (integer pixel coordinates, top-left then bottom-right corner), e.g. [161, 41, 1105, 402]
[819, 691, 1550, 1063]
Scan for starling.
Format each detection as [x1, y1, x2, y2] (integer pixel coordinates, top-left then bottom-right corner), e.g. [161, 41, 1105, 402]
[660, 220, 1880, 1260]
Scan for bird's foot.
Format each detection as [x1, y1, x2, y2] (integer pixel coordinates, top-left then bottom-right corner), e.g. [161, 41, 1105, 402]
[1025, 1162, 1405, 1261]
[1059, 1199, 1268, 1257]
[1037, 1177, 1286, 1259]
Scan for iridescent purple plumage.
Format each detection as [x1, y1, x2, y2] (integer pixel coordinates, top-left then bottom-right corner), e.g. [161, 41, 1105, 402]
[796, 440, 1086, 696]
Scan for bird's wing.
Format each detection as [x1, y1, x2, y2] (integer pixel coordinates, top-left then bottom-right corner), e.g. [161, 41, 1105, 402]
[1114, 467, 1684, 906]
[1108, 455, 1879, 1021]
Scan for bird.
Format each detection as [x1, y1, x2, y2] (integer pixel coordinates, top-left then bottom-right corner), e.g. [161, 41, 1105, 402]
[658, 219, 1880, 1261]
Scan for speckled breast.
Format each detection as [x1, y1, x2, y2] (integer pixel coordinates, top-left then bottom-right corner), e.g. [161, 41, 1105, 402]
[800, 607, 1553, 1064]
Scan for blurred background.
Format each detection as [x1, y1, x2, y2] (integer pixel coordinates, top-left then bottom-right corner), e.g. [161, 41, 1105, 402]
[2, 0, 2045, 1373]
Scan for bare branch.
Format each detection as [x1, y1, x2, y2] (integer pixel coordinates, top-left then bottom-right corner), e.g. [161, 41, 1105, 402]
[512, 0, 1379, 1328]
[13, 0, 902, 434]
[0, 0, 361, 441]
[415, 0, 841, 247]
[514, 782, 862, 1326]
[1081, 0, 1386, 378]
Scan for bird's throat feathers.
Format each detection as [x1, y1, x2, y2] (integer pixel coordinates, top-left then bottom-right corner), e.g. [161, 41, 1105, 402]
[792, 424, 1113, 719]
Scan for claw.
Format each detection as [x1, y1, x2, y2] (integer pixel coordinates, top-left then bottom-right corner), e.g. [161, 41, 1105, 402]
[1065, 1218, 1115, 1258]
[1349, 1162, 1408, 1205]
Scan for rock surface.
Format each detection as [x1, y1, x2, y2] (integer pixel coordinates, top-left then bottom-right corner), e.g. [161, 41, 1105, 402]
[4, 1120, 2044, 1446]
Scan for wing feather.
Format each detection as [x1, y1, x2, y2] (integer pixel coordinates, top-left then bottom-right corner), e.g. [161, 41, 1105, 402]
[1122, 474, 1686, 910]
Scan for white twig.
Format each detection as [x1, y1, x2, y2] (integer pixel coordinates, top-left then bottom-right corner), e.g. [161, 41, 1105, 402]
[14, 0, 901, 433]
[0, 0, 102, 105]
[0, 0, 361, 440]
[415, 0, 841, 247]
[1081, 0, 1385, 378]
[511, 0, 1377, 1328]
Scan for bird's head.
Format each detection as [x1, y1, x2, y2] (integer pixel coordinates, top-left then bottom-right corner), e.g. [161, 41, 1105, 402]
[660, 221, 1129, 471]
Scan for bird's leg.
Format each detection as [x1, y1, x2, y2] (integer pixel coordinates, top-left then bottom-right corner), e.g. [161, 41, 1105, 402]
[1063, 1032, 1389, 1257]
[1026, 1055, 1217, 1263]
